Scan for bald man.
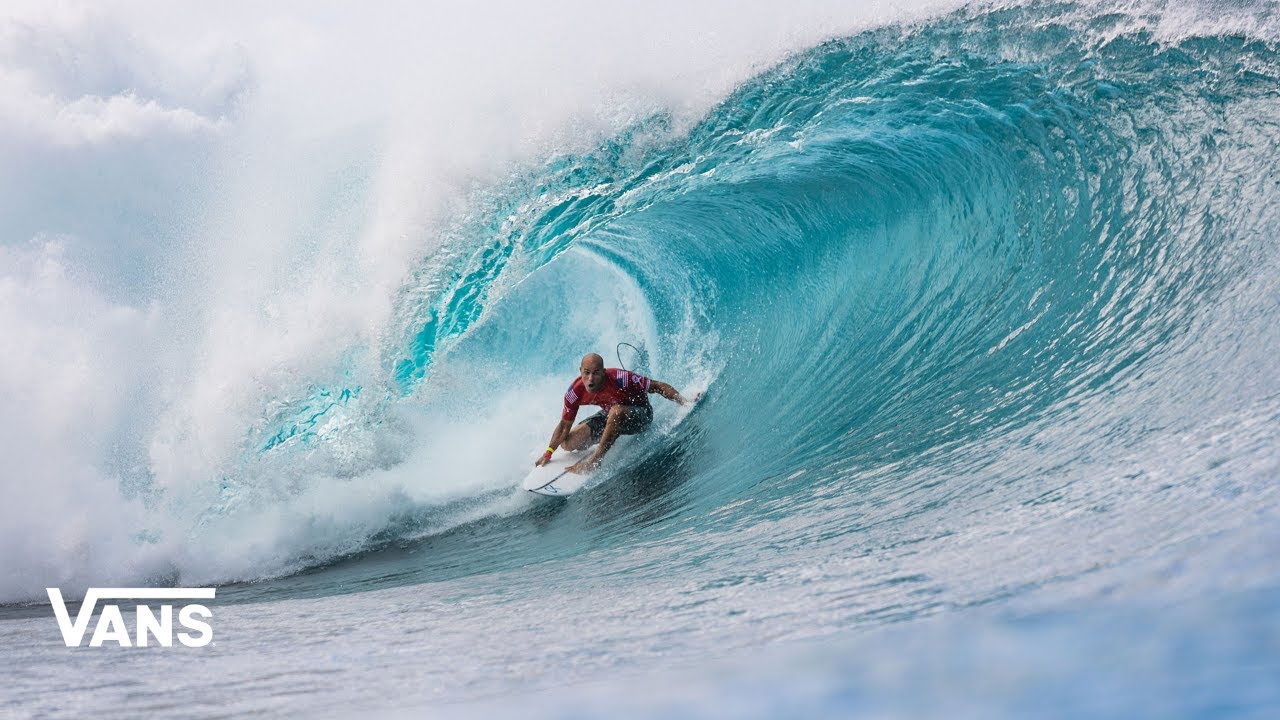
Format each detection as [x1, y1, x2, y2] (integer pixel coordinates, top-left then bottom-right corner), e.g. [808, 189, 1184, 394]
[536, 353, 697, 474]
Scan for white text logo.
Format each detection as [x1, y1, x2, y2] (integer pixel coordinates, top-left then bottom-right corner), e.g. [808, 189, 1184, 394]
[46, 587, 216, 648]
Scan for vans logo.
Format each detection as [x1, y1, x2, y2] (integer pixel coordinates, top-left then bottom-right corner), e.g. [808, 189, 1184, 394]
[46, 587, 216, 648]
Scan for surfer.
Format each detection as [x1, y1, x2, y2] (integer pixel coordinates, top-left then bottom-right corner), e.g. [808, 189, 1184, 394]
[536, 352, 697, 474]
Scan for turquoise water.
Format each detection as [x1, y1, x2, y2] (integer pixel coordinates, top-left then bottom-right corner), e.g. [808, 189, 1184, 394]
[236, 0, 1280, 597]
[4, 1, 1280, 717]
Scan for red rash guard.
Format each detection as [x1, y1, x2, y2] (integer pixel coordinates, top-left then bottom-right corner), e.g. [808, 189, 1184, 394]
[562, 368, 652, 422]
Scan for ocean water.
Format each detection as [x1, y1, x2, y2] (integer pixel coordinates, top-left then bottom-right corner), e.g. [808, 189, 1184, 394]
[3, 1, 1280, 717]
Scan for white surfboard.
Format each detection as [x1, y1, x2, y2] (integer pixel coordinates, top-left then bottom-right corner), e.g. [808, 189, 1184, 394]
[522, 452, 590, 497]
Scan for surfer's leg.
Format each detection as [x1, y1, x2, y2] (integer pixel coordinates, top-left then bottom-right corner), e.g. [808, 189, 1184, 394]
[616, 404, 653, 435]
[598, 405, 648, 451]
[564, 413, 606, 451]
[561, 422, 590, 451]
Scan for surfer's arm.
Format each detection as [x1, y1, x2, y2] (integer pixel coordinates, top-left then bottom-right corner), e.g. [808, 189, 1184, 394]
[649, 380, 696, 406]
[548, 419, 573, 449]
[537, 419, 573, 466]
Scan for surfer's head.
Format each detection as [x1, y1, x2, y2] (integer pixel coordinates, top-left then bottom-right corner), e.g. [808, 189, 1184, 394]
[580, 353, 606, 393]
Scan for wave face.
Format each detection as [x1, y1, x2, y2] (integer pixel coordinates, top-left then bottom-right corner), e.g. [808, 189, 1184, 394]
[4, 0, 1280, 713]
[331, 0, 1280, 595]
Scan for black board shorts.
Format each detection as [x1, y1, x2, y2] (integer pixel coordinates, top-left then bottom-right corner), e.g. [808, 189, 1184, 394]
[583, 404, 653, 444]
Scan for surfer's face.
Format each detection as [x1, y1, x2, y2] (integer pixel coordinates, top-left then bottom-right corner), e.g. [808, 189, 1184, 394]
[581, 363, 606, 393]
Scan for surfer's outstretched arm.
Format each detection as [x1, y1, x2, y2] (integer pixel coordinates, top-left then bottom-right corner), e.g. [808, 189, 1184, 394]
[649, 380, 697, 406]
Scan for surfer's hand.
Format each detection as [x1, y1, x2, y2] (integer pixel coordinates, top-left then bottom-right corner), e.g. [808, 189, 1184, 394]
[566, 460, 594, 475]
[535, 454, 551, 467]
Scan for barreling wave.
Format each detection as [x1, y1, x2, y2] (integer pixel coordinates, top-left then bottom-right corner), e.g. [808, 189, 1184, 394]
[14, 0, 1280, 606]
[355, 0, 1280, 550]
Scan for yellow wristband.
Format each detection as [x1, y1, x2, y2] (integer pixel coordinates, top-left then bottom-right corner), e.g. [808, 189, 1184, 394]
[545, 447, 554, 455]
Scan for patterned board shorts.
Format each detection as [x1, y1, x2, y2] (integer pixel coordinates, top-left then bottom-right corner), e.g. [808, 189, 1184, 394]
[583, 404, 654, 444]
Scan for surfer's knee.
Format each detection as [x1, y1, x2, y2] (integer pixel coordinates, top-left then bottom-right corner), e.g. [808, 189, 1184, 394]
[605, 405, 628, 425]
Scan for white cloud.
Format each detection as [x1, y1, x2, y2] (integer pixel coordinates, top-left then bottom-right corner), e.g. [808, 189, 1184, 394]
[0, 77, 223, 146]
[51, 91, 221, 145]
[0, 4, 239, 148]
